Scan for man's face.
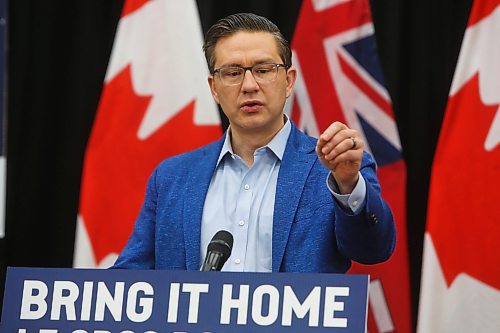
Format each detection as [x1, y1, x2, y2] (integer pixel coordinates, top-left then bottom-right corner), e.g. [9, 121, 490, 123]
[208, 31, 296, 136]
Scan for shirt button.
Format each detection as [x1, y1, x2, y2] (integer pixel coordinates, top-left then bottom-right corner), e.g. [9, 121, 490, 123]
[244, 184, 250, 190]
[239, 220, 245, 226]
[352, 200, 358, 206]
[235, 259, 241, 264]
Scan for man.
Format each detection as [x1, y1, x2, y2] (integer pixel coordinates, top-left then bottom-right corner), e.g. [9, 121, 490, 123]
[113, 13, 395, 273]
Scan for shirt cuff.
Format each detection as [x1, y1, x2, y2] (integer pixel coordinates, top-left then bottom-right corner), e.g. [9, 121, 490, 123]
[326, 172, 367, 214]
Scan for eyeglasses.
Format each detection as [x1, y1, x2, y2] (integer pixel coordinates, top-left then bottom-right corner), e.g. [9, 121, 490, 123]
[212, 63, 289, 86]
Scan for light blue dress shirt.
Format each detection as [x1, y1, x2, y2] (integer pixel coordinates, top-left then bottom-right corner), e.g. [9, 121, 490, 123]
[200, 119, 366, 272]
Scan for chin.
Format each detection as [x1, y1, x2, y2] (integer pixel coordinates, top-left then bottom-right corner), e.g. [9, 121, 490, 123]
[240, 122, 267, 131]
[236, 114, 267, 127]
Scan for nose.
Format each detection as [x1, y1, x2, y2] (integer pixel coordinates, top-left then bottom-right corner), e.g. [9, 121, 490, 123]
[241, 69, 259, 93]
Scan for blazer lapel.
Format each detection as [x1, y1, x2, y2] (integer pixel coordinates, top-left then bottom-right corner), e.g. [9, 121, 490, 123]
[273, 124, 317, 271]
[182, 138, 224, 270]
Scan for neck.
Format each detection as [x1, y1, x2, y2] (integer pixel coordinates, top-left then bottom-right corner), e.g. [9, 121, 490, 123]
[230, 122, 284, 167]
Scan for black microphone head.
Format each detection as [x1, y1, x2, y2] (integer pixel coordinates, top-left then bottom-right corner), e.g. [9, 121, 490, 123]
[208, 230, 233, 269]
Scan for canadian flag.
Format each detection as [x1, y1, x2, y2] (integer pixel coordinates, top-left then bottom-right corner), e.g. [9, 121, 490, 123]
[73, 0, 221, 268]
[417, 1, 500, 332]
[289, 1, 411, 332]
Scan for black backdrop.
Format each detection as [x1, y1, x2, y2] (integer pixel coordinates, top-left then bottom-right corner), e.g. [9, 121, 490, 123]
[3, 0, 473, 330]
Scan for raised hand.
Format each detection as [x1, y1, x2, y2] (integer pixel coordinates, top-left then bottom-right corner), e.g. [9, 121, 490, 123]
[316, 122, 364, 194]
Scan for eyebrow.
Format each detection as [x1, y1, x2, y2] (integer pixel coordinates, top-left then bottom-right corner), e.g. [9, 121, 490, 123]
[218, 59, 279, 68]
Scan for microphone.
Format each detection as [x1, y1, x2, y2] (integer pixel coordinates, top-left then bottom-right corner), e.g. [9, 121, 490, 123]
[200, 230, 233, 271]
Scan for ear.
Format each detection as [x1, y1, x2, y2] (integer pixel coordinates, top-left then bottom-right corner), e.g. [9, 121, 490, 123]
[208, 75, 220, 104]
[285, 66, 297, 98]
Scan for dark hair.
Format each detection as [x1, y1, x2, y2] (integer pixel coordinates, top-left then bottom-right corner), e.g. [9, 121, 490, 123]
[203, 13, 292, 74]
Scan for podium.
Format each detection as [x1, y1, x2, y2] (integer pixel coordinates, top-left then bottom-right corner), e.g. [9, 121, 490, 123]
[1, 267, 369, 332]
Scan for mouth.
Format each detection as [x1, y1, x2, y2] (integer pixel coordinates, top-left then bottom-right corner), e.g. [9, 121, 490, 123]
[240, 100, 263, 112]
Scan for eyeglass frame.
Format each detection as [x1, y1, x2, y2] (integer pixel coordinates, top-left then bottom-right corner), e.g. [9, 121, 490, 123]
[211, 63, 290, 86]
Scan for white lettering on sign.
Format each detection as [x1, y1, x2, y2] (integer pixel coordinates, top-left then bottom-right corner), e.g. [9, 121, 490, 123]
[95, 281, 124, 321]
[323, 287, 349, 327]
[51, 281, 79, 320]
[165, 282, 210, 324]
[251, 285, 280, 326]
[220, 284, 250, 325]
[220, 285, 350, 328]
[81, 281, 93, 321]
[167, 283, 180, 323]
[20, 280, 49, 320]
[126, 282, 154, 322]
[17, 279, 354, 329]
[19, 280, 154, 322]
[282, 285, 321, 326]
[182, 283, 209, 324]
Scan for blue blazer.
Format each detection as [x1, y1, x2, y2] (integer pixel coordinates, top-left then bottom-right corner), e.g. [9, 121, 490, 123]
[114, 123, 396, 272]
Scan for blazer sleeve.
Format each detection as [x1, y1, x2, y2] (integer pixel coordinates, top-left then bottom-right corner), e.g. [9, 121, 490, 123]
[112, 168, 158, 269]
[334, 152, 396, 264]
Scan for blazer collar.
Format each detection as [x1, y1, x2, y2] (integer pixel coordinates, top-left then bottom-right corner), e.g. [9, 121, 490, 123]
[182, 123, 318, 272]
[272, 122, 317, 271]
[182, 136, 225, 270]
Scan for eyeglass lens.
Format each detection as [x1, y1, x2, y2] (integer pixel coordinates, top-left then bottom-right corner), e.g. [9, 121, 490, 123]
[218, 64, 280, 85]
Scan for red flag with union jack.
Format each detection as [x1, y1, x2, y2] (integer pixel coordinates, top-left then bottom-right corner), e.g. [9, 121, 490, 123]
[418, 1, 500, 331]
[290, 1, 411, 332]
[74, 0, 221, 268]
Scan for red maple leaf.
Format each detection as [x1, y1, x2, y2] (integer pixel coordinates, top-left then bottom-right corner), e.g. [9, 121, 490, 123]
[79, 65, 221, 264]
[468, 0, 500, 26]
[427, 73, 500, 289]
[121, 0, 149, 17]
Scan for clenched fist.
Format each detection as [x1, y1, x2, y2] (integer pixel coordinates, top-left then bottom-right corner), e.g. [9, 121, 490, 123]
[316, 122, 364, 194]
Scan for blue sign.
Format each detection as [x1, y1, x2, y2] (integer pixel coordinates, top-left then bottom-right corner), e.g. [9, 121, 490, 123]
[1, 267, 368, 332]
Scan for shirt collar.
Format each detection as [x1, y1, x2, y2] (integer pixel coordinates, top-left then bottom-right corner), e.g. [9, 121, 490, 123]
[217, 115, 292, 165]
